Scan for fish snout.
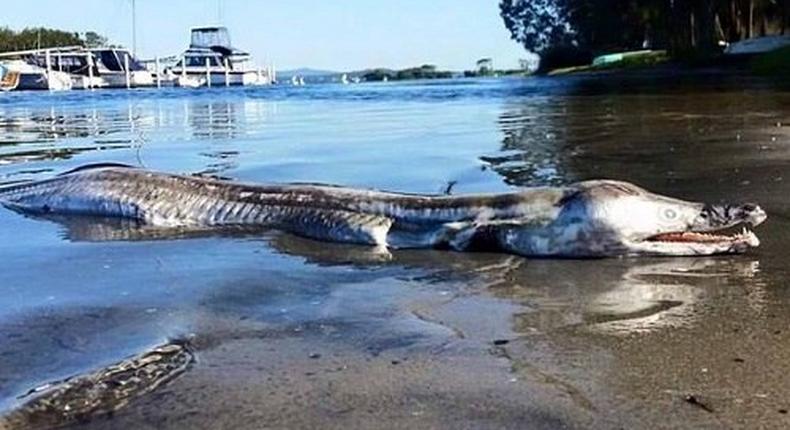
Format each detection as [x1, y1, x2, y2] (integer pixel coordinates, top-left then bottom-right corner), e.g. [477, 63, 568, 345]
[701, 203, 767, 228]
[742, 203, 768, 226]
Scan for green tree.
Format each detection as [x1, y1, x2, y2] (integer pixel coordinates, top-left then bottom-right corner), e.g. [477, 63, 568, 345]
[3, 27, 83, 51]
[83, 31, 108, 48]
[500, 0, 790, 62]
[0, 27, 110, 53]
[499, 0, 575, 54]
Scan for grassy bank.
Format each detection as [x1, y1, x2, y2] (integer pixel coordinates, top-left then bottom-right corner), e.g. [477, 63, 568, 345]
[547, 50, 669, 76]
[545, 46, 790, 78]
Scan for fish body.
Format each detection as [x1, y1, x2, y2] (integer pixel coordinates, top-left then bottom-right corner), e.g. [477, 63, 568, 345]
[0, 164, 767, 257]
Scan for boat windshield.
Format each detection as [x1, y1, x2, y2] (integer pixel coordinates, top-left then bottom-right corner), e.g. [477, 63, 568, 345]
[180, 55, 222, 68]
[191, 27, 232, 49]
[89, 50, 148, 72]
[98, 51, 122, 71]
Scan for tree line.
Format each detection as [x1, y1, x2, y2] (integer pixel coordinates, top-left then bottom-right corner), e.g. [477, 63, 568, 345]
[361, 65, 453, 81]
[500, 1, 790, 67]
[0, 27, 109, 53]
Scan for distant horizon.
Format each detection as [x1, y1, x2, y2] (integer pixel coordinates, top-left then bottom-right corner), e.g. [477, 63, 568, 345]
[3, 0, 531, 71]
[275, 64, 518, 75]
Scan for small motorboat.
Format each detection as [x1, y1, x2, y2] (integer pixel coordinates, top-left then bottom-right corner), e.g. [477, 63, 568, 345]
[0, 59, 72, 91]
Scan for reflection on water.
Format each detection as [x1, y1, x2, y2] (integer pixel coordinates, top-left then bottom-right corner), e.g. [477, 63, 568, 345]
[583, 258, 761, 333]
[485, 91, 790, 191]
[467, 255, 767, 335]
[483, 98, 575, 186]
[0, 93, 274, 180]
[186, 101, 239, 140]
[14, 81, 770, 187]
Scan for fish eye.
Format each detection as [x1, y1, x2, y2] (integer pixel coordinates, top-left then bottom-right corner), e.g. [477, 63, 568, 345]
[664, 208, 677, 220]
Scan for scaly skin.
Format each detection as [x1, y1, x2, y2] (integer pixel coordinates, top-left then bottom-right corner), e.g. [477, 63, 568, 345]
[0, 164, 767, 257]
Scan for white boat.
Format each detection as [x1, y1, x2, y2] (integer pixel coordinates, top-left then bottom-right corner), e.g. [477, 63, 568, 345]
[0, 59, 71, 91]
[30, 49, 101, 89]
[37, 48, 153, 89]
[724, 35, 790, 55]
[168, 26, 271, 87]
[0, 46, 154, 90]
[90, 48, 155, 88]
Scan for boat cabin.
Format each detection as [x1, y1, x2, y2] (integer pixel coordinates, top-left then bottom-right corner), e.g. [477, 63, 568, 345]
[92, 49, 147, 73]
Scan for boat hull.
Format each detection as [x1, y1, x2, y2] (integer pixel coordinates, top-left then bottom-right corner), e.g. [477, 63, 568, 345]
[173, 70, 266, 87]
[2, 70, 72, 91]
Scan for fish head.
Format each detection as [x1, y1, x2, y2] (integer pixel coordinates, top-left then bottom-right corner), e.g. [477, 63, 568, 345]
[561, 180, 766, 256]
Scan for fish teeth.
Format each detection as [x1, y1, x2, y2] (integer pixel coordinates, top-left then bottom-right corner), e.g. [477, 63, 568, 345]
[745, 230, 760, 247]
[729, 226, 759, 246]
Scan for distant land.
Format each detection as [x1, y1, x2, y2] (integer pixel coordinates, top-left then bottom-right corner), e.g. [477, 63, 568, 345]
[279, 66, 450, 84]
[277, 64, 523, 84]
[277, 68, 339, 79]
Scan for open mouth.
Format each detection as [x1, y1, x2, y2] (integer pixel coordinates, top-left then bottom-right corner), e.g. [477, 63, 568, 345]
[646, 226, 758, 245]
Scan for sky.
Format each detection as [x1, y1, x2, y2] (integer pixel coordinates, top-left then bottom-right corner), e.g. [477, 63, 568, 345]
[3, 0, 529, 71]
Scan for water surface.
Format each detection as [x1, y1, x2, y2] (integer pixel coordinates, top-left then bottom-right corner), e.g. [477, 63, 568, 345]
[1, 75, 789, 429]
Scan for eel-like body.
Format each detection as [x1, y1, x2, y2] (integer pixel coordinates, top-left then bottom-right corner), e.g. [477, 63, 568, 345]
[0, 164, 565, 249]
[0, 164, 767, 257]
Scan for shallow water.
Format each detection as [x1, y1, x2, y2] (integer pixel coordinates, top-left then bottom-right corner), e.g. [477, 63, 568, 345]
[1, 75, 790, 428]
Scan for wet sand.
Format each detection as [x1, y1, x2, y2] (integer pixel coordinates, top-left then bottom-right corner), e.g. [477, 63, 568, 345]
[2, 239, 789, 429]
[2, 76, 790, 428]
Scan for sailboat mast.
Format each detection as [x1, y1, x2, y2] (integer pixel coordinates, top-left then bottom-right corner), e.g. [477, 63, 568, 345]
[132, 0, 137, 55]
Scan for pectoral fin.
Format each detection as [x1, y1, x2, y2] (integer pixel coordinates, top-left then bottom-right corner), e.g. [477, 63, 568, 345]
[441, 221, 482, 251]
[446, 218, 553, 252]
[277, 210, 393, 247]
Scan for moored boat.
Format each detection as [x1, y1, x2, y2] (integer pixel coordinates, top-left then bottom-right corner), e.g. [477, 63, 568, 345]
[89, 48, 155, 88]
[0, 46, 155, 90]
[724, 35, 790, 55]
[0, 59, 72, 91]
[38, 48, 154, 88]
[167, 26, 273, 87]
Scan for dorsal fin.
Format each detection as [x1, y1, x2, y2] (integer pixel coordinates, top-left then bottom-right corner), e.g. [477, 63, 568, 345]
[58, 163, 137, 176]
